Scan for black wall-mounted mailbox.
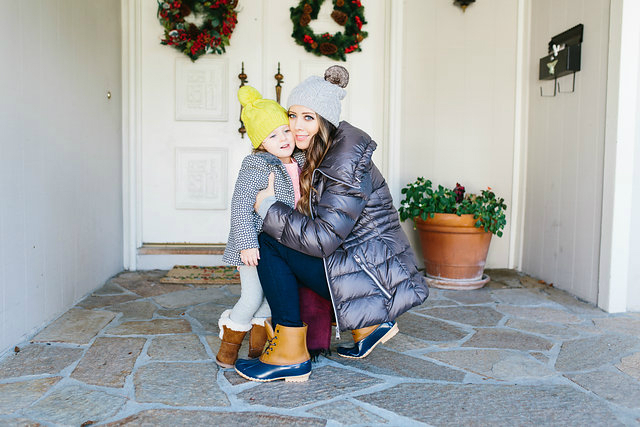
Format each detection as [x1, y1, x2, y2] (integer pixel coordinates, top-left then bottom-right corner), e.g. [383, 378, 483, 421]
[539, 24, 583, 81]
[539, 44, 581, 80]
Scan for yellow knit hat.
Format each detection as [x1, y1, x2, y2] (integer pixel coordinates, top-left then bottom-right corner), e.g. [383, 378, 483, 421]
[239, 86, 289, 149]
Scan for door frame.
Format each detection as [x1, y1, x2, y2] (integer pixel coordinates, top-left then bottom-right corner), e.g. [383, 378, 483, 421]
[121, 0, 143, 270]
[121, 0, 403, 271]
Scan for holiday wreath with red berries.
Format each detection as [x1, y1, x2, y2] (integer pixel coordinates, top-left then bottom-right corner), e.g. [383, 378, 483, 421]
[290, 0, 368, 61]
[157, 0, 238, 61]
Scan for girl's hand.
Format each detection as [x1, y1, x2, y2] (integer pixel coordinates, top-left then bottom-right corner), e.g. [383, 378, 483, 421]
[240, 248, 260, 266]
[254, 172, 275, 212]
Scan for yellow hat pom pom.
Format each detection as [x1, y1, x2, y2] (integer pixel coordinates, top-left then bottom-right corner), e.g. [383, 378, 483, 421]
[238, 85, 262, 107]
[238, 86, 289, 149]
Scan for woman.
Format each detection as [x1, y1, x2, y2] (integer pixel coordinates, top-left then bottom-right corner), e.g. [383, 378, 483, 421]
[234, 66, 428, 383]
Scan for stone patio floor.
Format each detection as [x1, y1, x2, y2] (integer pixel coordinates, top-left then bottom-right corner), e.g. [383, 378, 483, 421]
[1, 269, 640, 426]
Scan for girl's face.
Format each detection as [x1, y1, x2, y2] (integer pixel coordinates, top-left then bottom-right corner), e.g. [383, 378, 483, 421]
[288, 105, 319, 150]
[260, 125, 295, 161]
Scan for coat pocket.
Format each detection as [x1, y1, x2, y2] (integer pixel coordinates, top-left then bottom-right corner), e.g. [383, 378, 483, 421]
[353, 254, 392, 299]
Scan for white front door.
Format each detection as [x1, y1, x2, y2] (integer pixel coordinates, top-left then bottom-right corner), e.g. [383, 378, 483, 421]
[133, 0, 388, 267]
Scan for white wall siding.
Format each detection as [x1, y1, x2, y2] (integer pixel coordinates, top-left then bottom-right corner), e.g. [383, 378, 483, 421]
[522, 0, 610, 303]
[0, 0, 123, 355]
[399, 0, 518, 268]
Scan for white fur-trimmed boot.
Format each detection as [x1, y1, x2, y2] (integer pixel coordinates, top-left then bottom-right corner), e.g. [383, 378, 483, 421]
[216, 309, 252, 368]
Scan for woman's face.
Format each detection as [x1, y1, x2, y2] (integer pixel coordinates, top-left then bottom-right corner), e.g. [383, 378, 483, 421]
[288, 105, 319, 150]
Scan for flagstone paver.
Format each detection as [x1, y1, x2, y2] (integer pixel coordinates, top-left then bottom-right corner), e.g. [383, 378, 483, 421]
[397, 312, 470, 342]
[24, 385, 126, 426]
[617, 352, 640, 380]
[2, 269, 639, 426]
[496, 305, 582, 323]
[505, 318, 582, 339]
[555, 335, 640, 371]
[567, 370, 640, 409]
[518, 275, 551, 290]
[189, 302, 229, 333]
[108, 270, 191, 297]
[152, 288, 227, 309]
[420, 298, 460, 307]
[438, 289, 495, 304]
[356, 383, 625, 426]
[463, 328, 554, 351]
[106, 300, 157, 320]
[105, 410, 325, 426]
[236, 365, 384, 409]
[307, 401, 387, 425]
[331, 348, 465, 382]
[425, 349, 555, 380]
[491, 288, 554, 306]
[117, 280, 191, 297]
[486, 269, 525, 287]
[0, 417, 43, 426]
[92, 281, 128, 295]
[593, 317, 640, 338]
[418, 306, 504, 327]
[76, 294, 140, 310]
[71, 337, 145, 387]
[0, 377, 60, 415]
[223, 369, 249, 386]
[31, 309, 116, 344]
[0, 345, 83, 378]
[530, 351, 550, 364]
[134, 362, 229, 406]
[147, 335, 209, 360]
[378, 332, 433, 352]
[156, 308, 188, 317]
[540, 287, 607, 316]
[107, 319, 191, 335]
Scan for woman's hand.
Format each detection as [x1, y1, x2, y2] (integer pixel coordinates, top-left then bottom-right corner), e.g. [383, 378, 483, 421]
[254, 172, 275, 212]
[240, 248, 260, 266]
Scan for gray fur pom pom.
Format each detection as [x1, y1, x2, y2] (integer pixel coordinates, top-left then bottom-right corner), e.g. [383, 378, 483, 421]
[324, 65, 349, 88]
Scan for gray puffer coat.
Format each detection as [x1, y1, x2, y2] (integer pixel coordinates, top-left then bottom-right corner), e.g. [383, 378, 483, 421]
[261, 121, 429, 332]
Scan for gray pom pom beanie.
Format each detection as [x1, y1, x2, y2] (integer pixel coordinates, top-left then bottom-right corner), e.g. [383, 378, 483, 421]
[287, 75, 347, 127]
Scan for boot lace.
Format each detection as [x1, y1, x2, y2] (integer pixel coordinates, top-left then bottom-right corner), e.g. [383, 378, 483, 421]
[263, 333, 278, 355]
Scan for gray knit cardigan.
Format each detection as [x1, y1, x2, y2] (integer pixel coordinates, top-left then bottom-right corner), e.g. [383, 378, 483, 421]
[222, 150, 305, 266]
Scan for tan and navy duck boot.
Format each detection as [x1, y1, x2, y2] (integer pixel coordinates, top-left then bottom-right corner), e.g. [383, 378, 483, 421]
[337, 321, 399, 359]
[235, 321, 312, 382]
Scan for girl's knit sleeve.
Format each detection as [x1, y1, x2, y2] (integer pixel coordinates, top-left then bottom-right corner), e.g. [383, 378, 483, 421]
[229, 156, 269, 251]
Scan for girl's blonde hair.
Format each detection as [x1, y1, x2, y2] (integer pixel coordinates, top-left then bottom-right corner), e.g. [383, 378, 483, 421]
[297, 116, 337, 216]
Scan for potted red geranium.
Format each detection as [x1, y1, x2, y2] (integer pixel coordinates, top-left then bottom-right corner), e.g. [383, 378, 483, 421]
[398, 178, 507, 290]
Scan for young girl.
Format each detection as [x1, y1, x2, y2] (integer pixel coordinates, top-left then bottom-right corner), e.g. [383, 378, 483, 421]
[216, 86, 304, 368]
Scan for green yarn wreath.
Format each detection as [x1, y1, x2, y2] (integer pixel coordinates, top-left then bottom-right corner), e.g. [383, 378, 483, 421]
[290, 0, 368, 62]
[157, 0, 238, 61]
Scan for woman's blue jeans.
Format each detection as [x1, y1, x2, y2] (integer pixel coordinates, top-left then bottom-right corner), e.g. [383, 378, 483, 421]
[256, 233, 330, 327]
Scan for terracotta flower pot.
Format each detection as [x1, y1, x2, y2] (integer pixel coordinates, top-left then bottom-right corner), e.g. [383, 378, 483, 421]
[415, 213, 492, 290]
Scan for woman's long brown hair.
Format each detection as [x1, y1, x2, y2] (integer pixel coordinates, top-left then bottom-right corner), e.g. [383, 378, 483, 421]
[297, 116, 337, 216]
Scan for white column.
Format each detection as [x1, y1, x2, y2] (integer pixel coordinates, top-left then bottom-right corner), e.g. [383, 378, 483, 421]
[599, 0, 640, 312]
[385, 0, 403, 204]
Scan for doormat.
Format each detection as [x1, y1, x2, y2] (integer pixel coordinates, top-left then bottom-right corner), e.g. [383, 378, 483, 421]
[160, 265, 240, 285]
